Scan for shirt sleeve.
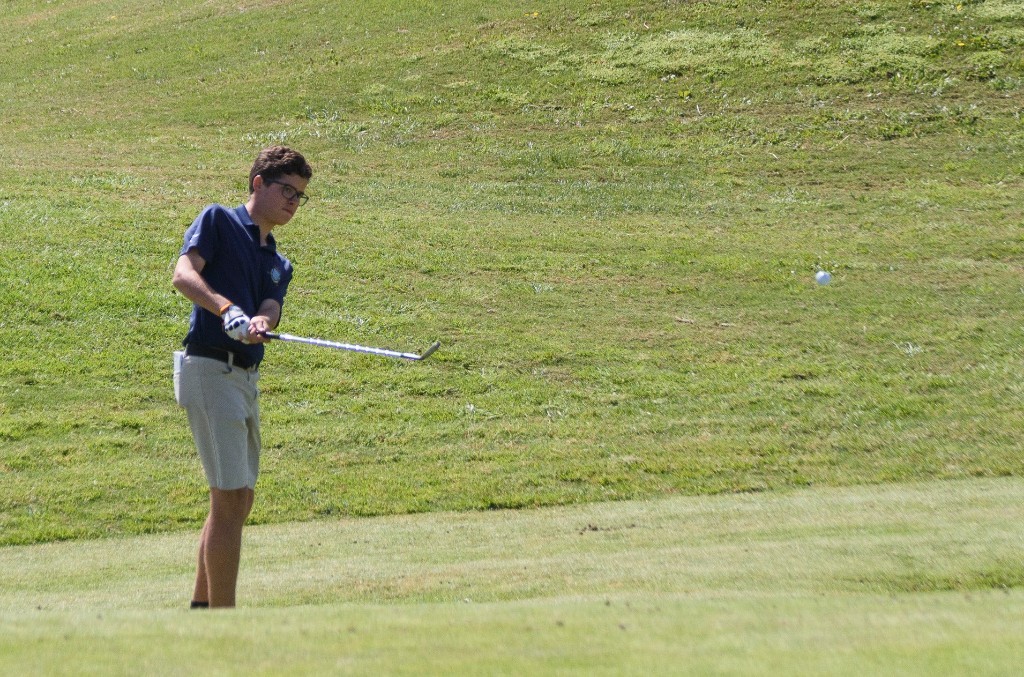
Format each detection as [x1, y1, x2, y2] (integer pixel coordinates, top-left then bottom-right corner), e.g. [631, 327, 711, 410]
[179, 205, 224, 264]
[263, 258, 293, 308]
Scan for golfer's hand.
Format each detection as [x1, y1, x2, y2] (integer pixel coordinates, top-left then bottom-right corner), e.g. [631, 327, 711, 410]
[248, 316, 273, 344]
[221, 305, 251, 342]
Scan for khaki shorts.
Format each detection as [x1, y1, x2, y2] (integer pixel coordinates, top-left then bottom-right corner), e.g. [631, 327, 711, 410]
[174, 351, 261, 490]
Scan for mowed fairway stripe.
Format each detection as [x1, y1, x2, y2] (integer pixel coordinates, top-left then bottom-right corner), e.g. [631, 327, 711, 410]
[1, 478, 1022, 674]
[1, 477, 1021, 609]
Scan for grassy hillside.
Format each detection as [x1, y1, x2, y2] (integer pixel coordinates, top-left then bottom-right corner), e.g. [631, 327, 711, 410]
[1, 0, 1023, 544]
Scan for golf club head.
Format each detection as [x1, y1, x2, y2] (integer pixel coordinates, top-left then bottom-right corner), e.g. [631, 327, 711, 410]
[416, 341, 441, 361]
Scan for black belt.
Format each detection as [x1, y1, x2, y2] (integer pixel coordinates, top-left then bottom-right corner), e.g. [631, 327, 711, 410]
[184, 344, 256, 370]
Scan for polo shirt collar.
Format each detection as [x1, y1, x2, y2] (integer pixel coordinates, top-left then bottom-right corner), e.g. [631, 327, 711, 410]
[233, 204, 277, 250]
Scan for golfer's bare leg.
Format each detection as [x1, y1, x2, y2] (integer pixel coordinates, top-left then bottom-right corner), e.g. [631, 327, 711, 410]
[203, 487, 255, 608]
[192, 516, 211, 604]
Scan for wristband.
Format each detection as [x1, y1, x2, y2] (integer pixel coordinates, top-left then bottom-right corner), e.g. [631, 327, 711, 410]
[218, 303, 233, 315]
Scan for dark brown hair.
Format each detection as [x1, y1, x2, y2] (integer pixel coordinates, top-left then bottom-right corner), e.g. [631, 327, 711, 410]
[248, 146, 313, 193]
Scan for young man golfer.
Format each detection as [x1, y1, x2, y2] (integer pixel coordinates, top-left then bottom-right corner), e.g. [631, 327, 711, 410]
[172, 146, 312, 608]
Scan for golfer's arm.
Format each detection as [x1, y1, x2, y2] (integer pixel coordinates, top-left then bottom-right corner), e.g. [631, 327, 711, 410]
[172, 250, 232, 316]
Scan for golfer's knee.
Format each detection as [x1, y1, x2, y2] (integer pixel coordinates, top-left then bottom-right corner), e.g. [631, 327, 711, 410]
[210, 488, 254, 522]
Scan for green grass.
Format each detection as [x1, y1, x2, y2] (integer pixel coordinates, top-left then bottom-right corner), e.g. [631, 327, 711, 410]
[2, 0, 1022, 544]
[2, 478, 1023, 674]
[0, 0, 1023, 670]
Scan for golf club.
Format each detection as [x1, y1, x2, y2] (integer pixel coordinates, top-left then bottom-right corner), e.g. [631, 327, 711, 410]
[260, 331, 441, 361]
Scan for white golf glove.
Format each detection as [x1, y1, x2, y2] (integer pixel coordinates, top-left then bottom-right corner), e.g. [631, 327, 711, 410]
[221, 305, 251, 342]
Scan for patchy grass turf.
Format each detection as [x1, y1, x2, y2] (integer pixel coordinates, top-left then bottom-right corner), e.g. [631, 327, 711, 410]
[0, 0, 1022, 544]
[3, 2, 1021, 671]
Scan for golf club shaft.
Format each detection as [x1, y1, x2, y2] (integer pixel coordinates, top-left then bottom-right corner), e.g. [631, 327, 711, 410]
[261, 332, 440, 361]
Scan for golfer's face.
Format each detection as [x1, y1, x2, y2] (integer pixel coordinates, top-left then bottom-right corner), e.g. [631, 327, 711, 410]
[257, 174, 309, 226]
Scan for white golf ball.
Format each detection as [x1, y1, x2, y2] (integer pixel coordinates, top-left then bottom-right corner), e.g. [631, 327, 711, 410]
[815, 270, 832, 285]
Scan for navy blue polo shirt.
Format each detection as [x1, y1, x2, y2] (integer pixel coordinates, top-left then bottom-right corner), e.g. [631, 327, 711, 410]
[179, 204, 293, 368]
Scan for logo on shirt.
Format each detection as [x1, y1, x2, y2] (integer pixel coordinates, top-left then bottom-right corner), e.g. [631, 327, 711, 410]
[270, 268, 282, 285]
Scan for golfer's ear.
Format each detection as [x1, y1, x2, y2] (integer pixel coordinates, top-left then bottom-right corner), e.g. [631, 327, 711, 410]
[251, 175, 264, 192]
